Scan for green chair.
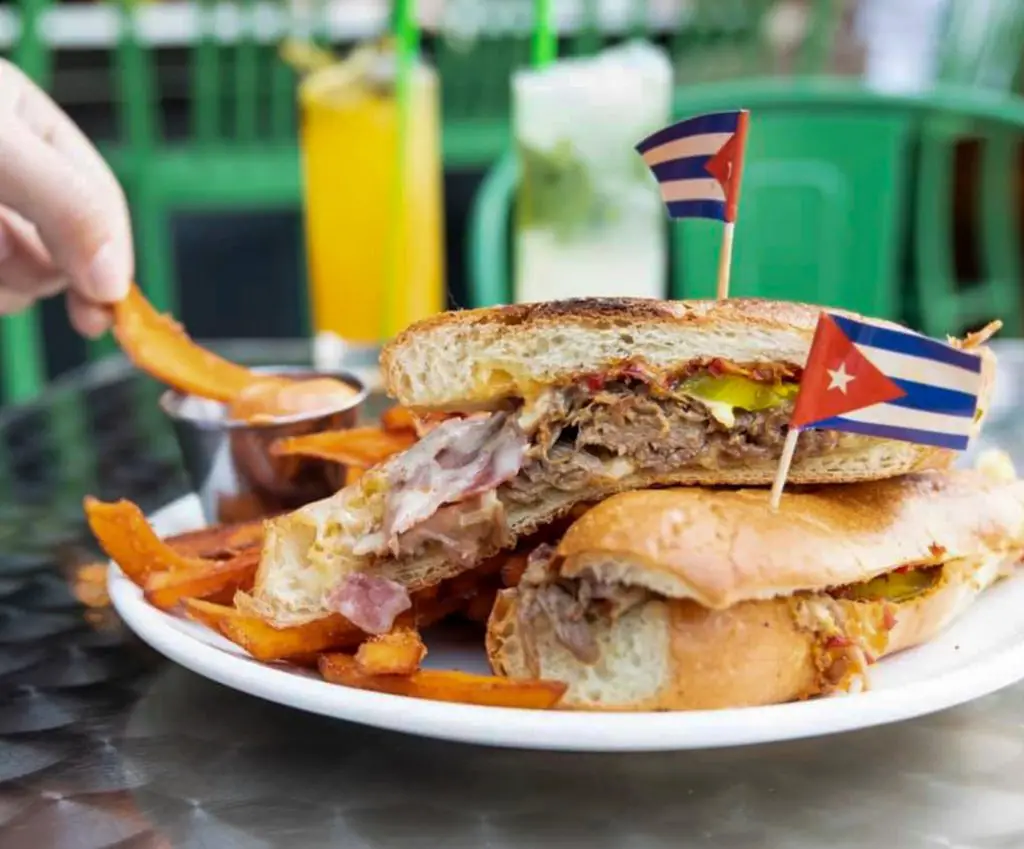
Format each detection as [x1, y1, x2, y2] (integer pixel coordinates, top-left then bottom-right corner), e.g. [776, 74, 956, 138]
[669, 82, 914, 317]
[468, 78, 1024, 335]
[912, 0, 1024, 337]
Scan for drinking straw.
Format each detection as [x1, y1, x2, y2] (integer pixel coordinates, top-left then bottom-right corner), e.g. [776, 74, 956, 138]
[532, 0, 556, 67]
[382, 0, 419, 340]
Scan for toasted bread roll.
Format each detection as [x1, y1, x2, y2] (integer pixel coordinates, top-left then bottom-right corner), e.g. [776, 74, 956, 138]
[486, 466, 1024, 710]
[486, 554, 1013, 710]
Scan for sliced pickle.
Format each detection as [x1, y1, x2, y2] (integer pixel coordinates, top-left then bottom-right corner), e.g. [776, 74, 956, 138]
[680, 374, 799, 413]
[840, 567, 942, 603]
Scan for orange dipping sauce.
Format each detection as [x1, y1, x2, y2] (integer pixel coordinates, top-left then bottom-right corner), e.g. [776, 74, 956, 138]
[227, 376, 360, 423]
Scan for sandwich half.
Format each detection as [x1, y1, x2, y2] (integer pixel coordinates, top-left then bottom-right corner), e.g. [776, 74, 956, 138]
[245, 297, 993, 630]
[487, 458, 1024, 710]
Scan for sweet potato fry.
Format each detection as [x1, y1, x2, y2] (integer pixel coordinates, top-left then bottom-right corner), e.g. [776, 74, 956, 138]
[219, 610, 364, 662]
[113, 284, 258, 402]
[166, 519, 265, 560]
[318, 655, 567, 709]
[72, 562, 112, 609]
[356, 628, 427, 675]
[464, 587, 498, 624]
[345, 467, 365, 486]
[182, 598, 240, 632]
[412, 411, 457, 437]
[270, 427, 415, 466]
[84, 497, 208, 586]
[143, 549, 260, 611]
[380, 405, 418, 434]
[183, 599, 316, 667]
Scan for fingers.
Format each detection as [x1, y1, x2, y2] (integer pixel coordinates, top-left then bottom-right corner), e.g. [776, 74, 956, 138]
[67, 290, 112, 339]
[0, 59, 132, 308]
[0, 208, 110, 338]
[0, 207, 66, 310]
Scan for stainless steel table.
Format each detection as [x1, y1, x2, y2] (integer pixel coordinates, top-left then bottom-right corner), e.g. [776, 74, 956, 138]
[2, 339, 1024, 849]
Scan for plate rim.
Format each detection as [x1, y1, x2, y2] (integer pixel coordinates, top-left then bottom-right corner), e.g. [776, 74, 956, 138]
[107, 495, 1024, 753]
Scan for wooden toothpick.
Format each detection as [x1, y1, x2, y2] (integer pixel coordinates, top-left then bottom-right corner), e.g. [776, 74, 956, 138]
[769, 429, 800, 511]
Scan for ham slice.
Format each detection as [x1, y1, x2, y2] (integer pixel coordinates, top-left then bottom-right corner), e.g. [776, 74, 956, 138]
[395, 491, 511, 566]
[381, 412, 527, 548]
[335, 414, 527, 629]
[327, 573, 411, 635]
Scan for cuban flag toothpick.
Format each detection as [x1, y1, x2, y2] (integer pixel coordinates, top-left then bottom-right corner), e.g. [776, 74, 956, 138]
[636, 109, 750, 299]
[769, 312, 988, 509]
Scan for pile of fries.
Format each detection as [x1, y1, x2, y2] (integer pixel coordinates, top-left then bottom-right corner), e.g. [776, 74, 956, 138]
[85, 406, 567, 710]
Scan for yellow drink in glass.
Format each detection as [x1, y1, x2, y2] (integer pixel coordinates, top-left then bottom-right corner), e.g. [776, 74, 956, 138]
[299, 47, 445, 343]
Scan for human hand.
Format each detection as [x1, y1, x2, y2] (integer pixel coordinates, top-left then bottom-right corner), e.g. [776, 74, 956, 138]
[0, 59, 133, 338]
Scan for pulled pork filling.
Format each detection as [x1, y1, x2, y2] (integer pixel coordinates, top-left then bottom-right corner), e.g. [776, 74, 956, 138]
[502, 378, 836, 506]
[376, 364, 817, 561]
[516, 545, 652, 664]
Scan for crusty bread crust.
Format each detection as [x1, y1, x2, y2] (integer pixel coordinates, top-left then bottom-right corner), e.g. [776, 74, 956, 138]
[486, 550, 1016, 710]
[552, 469, 1024, 609]
[380, 297, 904, 409]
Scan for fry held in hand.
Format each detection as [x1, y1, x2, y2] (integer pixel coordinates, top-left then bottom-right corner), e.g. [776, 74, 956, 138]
[113, 284, 257, 403]
[319, 654, 567, 709]
[112, 284, 358, 420]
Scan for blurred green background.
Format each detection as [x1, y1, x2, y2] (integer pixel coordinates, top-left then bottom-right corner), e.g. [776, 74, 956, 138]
[3, 0, 1024, 404]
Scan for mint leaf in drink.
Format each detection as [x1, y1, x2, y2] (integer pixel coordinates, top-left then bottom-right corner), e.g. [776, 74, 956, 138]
[518, 139, 596, 240]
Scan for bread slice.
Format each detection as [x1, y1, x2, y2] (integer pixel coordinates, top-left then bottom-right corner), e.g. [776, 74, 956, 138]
[381, 297, 908, 409]
[485, 461, 1024, 710]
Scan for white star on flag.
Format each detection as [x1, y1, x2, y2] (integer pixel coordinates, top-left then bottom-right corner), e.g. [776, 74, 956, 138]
[826, 363, 855, 394]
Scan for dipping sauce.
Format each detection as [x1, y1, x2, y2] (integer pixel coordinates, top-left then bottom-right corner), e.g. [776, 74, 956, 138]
[227, 376, 361, 423]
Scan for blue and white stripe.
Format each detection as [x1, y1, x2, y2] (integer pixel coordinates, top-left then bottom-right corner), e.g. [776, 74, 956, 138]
[811, 315, 984, 450]
[635, 111, 741, 221]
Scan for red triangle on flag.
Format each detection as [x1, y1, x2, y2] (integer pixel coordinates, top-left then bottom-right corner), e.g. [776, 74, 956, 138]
[705, 134, 737, 195]
[790, 314, 907, 429]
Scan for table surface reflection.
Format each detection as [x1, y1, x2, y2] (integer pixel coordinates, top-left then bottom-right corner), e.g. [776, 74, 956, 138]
[2, 339, 1024, 849]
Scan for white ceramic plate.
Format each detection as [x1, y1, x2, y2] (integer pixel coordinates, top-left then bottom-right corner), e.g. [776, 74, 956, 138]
[108, 494, 1024, 752]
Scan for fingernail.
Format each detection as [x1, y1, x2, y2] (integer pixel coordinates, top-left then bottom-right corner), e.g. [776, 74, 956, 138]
[86, 241, 130, 302]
